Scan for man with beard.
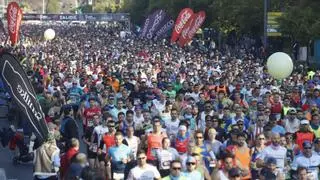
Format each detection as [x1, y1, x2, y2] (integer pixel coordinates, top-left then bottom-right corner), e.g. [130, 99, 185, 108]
[211, 154, 236, 179]
[256, 132, 287, 172]
[283, 109, 300, 133]
[234, 132, 250, 179]
[291, 141, 320, 180]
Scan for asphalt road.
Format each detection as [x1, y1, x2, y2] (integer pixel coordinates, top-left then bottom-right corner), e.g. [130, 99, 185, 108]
[0, 118, 33, 180]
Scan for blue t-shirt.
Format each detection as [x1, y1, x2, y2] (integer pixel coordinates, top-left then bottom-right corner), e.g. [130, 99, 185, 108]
[272, 125, 286, 135]
[108, 144, 132, 173]
[183, 170, 203, 180]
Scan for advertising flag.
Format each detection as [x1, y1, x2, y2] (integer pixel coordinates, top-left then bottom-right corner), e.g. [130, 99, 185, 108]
[170, 8, 194, 43]
[178, 11, 206, 47]
[0, 52, 48, 142]
[7, 2, 23, 45]
[153, 15, 174, 41]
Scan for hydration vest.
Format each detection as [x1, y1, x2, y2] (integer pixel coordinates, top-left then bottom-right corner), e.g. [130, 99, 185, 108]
[175, 137, 189, 154]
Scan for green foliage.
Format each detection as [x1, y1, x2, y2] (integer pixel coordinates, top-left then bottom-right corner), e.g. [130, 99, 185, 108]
[278, 0, 320, 45]
[19, 2, 32, 12]
[114, 0, 319, 43]
[93, 0, 124, 13]
[46, 0, 61, 13]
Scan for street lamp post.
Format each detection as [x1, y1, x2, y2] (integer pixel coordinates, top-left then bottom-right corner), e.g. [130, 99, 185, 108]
[42, 0, 45, 14]
[263, 0, 268, 49]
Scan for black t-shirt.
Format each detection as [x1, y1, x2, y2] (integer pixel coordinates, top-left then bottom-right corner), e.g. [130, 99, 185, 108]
[260, 168, 276, 180]
[83, 126, 95, 151]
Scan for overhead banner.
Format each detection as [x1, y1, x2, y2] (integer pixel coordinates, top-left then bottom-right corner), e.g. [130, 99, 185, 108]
[7, 2, 23, 45]
[178, 11, 206, 47]
[171, 8, 194, 43]
[5, 13, 130, 22]
[0, 53, 48, 142]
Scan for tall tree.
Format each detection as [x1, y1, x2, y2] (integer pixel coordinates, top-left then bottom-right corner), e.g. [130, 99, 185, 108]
[278, 0, 320, 45]
[46, 0, 61, 13]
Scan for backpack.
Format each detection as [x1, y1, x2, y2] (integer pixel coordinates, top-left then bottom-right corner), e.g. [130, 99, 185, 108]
[60, 116, 73, 135]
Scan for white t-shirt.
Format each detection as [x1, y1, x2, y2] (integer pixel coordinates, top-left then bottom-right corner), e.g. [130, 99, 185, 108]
[134, 114, 144, 129]
[284, 118, 300, 133]
[217, 170, 229, 180]
[165, 119, 180, 137]
[256, 145, 287, 170]
[152, 100, 166, 113]
[127, 164, 161, 180]
[93, 125, 109, 146]
[124, 136, 140, 159]
[291, 153, 320, 179]
[156, 149, 174, 170]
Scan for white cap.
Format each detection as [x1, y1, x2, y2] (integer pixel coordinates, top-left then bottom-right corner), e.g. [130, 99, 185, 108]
[179, 125, 187, 131]
[300, 120, 310, 125]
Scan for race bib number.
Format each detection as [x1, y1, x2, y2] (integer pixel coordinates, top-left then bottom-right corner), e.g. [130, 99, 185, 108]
[87, 120, 94, 127]
[209, 160, 216, 167]
[89, 143, 98, 152]
[161, 161, 171, 170]
[113, 173, 124, 180]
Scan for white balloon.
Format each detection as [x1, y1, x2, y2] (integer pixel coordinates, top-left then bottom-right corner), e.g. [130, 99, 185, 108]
[44, 29, 55, 40]
[267, 52, 293, 79]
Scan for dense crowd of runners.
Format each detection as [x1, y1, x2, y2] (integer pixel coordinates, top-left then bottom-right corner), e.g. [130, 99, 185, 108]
[1, 23, 319, 180]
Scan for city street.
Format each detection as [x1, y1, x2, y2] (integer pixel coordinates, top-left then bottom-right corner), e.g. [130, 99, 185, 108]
[0, 119, 33, 180]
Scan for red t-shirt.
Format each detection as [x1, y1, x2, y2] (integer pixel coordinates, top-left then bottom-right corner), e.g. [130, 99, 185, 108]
[83, 107, 101, 127]
[271, 102, 282, 114]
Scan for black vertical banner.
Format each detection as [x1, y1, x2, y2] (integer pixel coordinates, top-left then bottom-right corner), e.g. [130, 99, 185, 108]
[0, 52, 48, 142]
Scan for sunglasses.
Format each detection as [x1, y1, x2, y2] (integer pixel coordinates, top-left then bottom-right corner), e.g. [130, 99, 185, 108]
[304, 147, 312, 149]
[108, 125, 115, 127]
[259, 138, 265, 140]
[187, 162, 196, 165]
[172, 167, 181, 170]
[138, 157, 146, 160]
[230, 175, 241, 178]
[196, 136, 203, 139]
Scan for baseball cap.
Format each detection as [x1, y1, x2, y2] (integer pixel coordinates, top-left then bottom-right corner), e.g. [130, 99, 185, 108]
[300, 120, 310, 125]
[228, 168, 241, 177]
[179, 125, 187, 131]
[62, 104, 73, 111]
[16, 128, 24, 133]
[288, 108, 297, 114]
[108, 95, 115, 99]
[237, 119, 244, 123]
[266, 157, 277, 165]
[230, 129, 240, 135]
[186, 156, 196, 163]
[251, 98, 258, 102]
[303, 141, 312, 149]
[314, 138, 320, 144]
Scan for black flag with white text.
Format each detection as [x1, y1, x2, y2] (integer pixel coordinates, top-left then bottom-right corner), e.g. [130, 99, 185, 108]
[0, 52, 48, 142]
